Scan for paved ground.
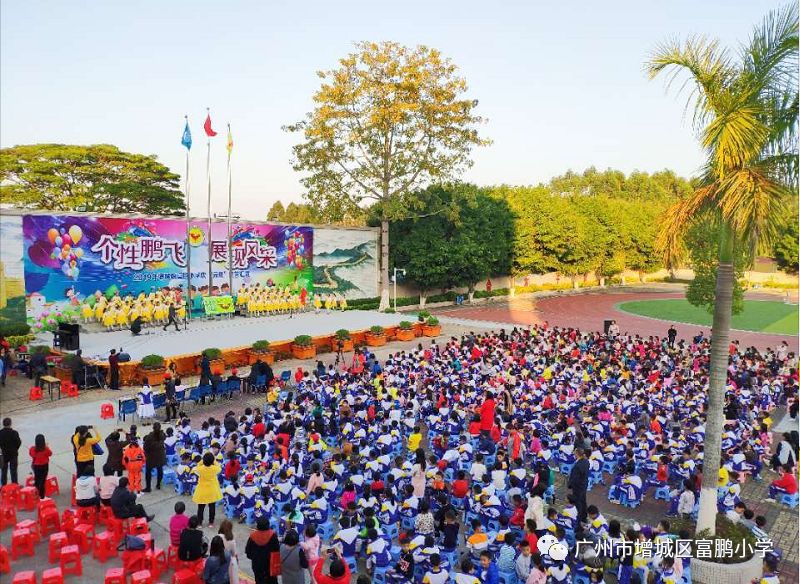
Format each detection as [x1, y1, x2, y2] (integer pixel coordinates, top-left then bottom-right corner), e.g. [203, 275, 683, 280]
[37, 309, 409, 362]
[433, 288, 799, 352]
[1, 298, 797, 583]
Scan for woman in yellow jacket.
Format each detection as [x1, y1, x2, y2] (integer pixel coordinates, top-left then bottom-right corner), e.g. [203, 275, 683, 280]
[72, 425, 101, 476]
[192, 451, 223, 527]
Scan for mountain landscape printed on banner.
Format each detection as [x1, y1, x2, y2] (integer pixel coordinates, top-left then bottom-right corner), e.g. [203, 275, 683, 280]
[313, 229, 378, 299]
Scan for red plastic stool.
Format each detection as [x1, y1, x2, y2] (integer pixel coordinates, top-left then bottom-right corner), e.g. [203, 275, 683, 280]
[59, 509, 75, 539]
[147, 547, 168, 578]
[122, 549, 149, 572]
[132, 570, 154, 584]
[0, 544, 9, 573]
[104, 567, 127, 584]
[41, 567, 65, 584]
[0, 505, 16, 530]
[29, 386, 43, 401]
[172, 570, 201, 584]
[101, 403, 115, 419]
[1, 483, 21, 507]
[11, 528, 35, 559]
[106, 516, 127, 544]
[11, 571, 36, 584]
[128, 516, 149, 535]
[99, 505, 114, 527]
[39, 506, 60, 536]
[93, 530, 118, 562]
[59, 544, 83, 576]
[48, 531, 69, 563]
[71, 522, 95, 553]
[18, 486, 39, 511]
[76, 506, 97, 525]
[166, 544, 180, 568]
[44, 476, 60, 497]
[16, 519, 41, 543]
[37, 498, 56, 516]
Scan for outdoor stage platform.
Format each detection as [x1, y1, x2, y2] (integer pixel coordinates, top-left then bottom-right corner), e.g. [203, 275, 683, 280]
[37, 310, 408, 362]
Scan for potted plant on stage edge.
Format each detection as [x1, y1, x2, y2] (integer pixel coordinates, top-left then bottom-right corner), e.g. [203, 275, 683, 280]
[291, 335, 316, 359]
[139, 354, 166, 385]
[396, 321, 415, 341]
[422, 316, 441, 337]
[249, 340, 274, 365]
[366, 325, 387, 347]
[333, 329, 354, 352]
[202, 347, 225, 375]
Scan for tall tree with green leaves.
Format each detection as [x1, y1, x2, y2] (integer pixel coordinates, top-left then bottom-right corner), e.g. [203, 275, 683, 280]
[285, 41, 489, 309]
[648, 3, 798, 534]
[0, 144, 185, 215]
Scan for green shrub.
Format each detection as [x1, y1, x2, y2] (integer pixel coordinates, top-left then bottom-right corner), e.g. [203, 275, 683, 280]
[293, 335, 313, 347]
[398, 321, 413, 330]
[0, 323, 31, 337]
[141, 354, 165, 369]
[7, 334, 34, 348]
[251, 340, 271, 352]
[334, 329, 351, 340]
[694, 517, 757, 564]
[370, 325, 385, 335]
[417, 310, 431, 319]
[383, 308, 396, 314]
[202, 348, 222, 360]
[426, 317, 440, 326]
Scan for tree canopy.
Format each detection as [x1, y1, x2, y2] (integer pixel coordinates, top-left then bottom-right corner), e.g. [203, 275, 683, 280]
[389, 184, 513, 298]
[285, 40, 489, 307]
[0, 144, 186, 215]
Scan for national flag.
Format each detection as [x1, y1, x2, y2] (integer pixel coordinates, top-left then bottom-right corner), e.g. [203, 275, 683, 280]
[226, 124, 233, 158]
[204, 111, 217, 137]
[181, 118, 192, 150]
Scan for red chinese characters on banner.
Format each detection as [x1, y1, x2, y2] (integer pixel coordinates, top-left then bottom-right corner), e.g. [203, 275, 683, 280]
[231, 239, 278, 269]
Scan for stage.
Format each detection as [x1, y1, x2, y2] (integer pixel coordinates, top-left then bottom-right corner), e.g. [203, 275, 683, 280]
[38, 310, 409, 362]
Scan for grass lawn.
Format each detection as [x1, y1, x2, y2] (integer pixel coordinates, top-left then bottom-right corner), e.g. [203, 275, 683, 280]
[618, 298, 798, 335]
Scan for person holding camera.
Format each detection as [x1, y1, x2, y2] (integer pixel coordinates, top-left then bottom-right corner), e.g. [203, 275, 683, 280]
[313, 547, 351, 584]
[72, 424, 101, 476]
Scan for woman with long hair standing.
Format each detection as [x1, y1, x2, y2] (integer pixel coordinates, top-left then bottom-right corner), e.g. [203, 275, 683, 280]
[29, 434, 52, 498]
[218, 520, 240, 584]
[203, 535, 232, 584]
[193, 452, 223, 527]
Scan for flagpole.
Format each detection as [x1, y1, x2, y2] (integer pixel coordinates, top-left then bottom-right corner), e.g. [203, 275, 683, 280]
[206, 109, 213, 296]
[184, 116, 192, 323]
[226, 123, 233, 296]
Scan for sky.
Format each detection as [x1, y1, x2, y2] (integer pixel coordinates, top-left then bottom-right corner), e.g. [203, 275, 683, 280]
[0, 0, 785, 219]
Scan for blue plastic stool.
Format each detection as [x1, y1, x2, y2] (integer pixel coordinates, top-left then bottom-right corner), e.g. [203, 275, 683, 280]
[384, 523, 399, 541]
[654, 485, 671, 501]
[400, 516, 415, 531]
[344, 555, 357, 573]
[499, 570, 517, 584]
[779, 492, 799, 509]
[559, 461, 574, 475]
[161, 468, 178, 486]
[602, 459, 617, 474]
[373, 566, 388, 584]
[317, 522, 335, 541]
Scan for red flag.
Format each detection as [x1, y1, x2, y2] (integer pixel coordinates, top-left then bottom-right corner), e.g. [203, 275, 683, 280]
[204, 112, 217, 137]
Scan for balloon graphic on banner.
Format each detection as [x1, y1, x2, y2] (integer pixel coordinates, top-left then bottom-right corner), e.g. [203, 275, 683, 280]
[48, 228, 59, 244]
[68, 225, 83, 244]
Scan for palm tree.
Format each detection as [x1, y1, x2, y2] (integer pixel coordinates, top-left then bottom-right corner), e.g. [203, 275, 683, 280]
[647, 4, 798, 535]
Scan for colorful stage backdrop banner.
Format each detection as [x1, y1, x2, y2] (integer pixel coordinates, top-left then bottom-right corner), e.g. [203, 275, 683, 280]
[18, 214, 313, 329]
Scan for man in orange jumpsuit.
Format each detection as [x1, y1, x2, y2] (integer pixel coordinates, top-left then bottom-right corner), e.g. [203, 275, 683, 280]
[122, 438, 146, 493]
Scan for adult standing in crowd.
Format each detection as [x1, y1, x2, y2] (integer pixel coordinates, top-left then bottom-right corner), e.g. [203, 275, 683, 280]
[29, 433, 52, 498]
[568, 447, 590, 523]
[108, 348, 120, 390]
[280, 530, 309, 584]
[29, 349, 47, 387]
[164, 373, 179, 422]
[143, 422, 166, 492]
[245, 518, 280, 584]
[0, 417, 21, 485]
[104, 430, 127, 476]
[313, 547, 351, 584]
[72, 424, 101, 476]
[200, 352, 212, 385]
[193, 452, 223, 527]
[479, 391, 496, 440]
[203, 535, 232, 584]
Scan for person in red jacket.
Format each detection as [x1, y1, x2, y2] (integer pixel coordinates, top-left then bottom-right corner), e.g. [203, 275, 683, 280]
[314, 547, 351, 584]
[29, 434, 52, 498]
[766, 465, 798, 501]
[479, 392, 496, 439]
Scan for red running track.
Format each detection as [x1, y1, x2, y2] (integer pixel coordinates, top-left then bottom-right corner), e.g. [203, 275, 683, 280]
[433, 290, 798, 351]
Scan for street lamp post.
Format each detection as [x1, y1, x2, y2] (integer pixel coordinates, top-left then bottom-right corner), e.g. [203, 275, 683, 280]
[392, 268, 406, 311]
